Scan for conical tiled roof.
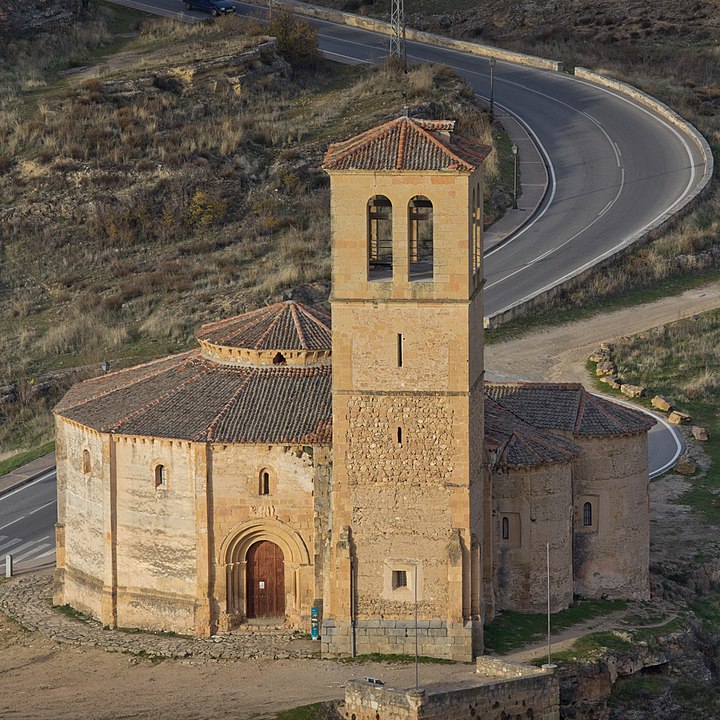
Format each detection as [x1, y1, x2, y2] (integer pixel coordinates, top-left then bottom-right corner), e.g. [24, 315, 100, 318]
[55, 353, 332, 445]
[322, 116, 490, 173]
[196, 301, 331, 352]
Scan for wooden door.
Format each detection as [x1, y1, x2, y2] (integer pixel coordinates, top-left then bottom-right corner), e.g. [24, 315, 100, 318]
[246, 541, 285, 618]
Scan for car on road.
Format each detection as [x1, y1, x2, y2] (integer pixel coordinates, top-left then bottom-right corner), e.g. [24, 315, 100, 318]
[182, 0, 235, 17]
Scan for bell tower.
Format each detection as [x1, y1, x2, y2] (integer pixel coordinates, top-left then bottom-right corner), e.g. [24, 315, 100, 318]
[321, 115, 489, 661]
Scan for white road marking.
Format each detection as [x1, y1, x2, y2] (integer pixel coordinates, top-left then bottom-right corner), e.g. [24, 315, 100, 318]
[0, 537, 23, 554]
[0, 469, 56, 502]
[13, 542, 52, 563]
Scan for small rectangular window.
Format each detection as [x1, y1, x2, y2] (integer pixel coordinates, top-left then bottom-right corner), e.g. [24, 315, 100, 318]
[392, 570, 407, 590]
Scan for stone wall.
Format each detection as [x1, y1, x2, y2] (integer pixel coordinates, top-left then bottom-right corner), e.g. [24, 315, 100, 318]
[493, 463, 573, 613]
[113, 435, 198, 633]
[211, 442, 321, 630]
[573, 433, 650, 600]
[55, 419, 105, 619]
[344, 658, 559, 720]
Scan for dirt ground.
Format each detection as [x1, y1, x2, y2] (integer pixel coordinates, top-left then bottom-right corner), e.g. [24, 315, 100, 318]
[2, 282, 720, 720]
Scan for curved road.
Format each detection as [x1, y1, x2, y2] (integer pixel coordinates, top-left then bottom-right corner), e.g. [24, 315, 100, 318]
[2, 2, 701, 566]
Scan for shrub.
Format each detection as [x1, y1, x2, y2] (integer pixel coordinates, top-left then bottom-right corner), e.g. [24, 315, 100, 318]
[267, 12, 321, 69]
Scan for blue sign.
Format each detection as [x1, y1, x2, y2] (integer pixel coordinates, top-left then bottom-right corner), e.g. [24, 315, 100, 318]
[311, 606, 319, 640]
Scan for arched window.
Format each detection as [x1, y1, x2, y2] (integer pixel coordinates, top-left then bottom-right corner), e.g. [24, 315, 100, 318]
[408, 196, 433, 280]
[273, 352, 287, 366]
[154, 464, 167, 489]
[367, 195, 392, 281]
[259, 469, 271, 495]
[583, 502, 592, 527]
[82, 449, 91, 475]
[501, 516, 509, 540]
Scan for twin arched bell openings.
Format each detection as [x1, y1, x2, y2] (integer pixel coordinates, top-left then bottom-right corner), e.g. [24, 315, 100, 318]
[367, 195, 434, 282]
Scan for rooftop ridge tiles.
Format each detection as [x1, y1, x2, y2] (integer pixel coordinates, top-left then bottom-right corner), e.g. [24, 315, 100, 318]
[323, 115, 482, 173]
[302, 305, 332, 335]
[289, 302, 308, 350]
[574, 387, 588, 434]
[582, 392, 647, 435]
[210, 305, 277, 347]
[408, 117, 475, 171]
[108, 363, 213, 434]
[55, 351, 198, 413]
[254, 303, 290, 350]
[201, 369, 257, 443]
[396, 118, 408, 171]
[322, 117, 399, 169]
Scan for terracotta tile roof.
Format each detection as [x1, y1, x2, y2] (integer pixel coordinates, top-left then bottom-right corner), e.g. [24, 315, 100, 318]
[484, 397, 579, 468]
[196, 301, 331, 351]
[322, 116, 490, 173]
[56, 352, 332, 445]
[484, 383, 656, 437]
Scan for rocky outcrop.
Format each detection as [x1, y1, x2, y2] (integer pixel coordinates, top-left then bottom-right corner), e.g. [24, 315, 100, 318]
[0, 0, 82, 36]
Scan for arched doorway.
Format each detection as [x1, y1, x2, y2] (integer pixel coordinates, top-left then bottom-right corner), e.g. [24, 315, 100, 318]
[246, 540, 285, 619]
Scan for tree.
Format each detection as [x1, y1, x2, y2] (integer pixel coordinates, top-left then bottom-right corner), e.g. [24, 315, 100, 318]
[267, 12, 321, 69]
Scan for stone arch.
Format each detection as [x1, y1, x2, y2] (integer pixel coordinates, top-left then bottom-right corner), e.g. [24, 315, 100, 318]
[219, 518, 311, 567]
[217, 518, 311, 628]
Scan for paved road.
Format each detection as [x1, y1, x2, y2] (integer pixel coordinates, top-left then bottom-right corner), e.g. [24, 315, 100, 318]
[2, 2, 695, 562]
[229, 2, 704, 319]
[0, 470, 57, 569]
[119, 1, 707, 320]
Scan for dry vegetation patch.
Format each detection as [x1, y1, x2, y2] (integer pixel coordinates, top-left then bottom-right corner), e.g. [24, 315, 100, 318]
[0, 6, 504, 456]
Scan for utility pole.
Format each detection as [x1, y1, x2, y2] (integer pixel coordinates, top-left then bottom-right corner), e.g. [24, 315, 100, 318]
[390, 0, 407, 72]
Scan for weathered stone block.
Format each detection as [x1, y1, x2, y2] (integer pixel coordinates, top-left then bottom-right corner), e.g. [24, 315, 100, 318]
[668, 410, 692, 425]
[651, 395, 672, 411]
[621, 383, 645, 398]
[692, 426, 710, 441]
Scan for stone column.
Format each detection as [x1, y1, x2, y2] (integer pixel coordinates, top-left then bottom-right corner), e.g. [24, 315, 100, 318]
[193, 442, 214, 636]
[100, 435, 117, 628]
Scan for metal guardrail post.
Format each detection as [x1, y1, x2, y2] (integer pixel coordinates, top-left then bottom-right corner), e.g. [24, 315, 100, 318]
[5, 554, 12, 578]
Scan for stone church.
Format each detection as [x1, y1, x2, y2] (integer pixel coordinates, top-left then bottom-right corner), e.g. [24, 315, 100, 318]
[53, 116, 654, 661]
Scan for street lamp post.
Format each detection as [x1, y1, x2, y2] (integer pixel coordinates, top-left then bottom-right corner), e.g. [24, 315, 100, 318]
[489, 57, 496, 120]
[511, 143, 518, 210]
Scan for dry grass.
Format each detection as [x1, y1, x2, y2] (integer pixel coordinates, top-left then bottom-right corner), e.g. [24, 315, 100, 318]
[0, 6, 499, 454]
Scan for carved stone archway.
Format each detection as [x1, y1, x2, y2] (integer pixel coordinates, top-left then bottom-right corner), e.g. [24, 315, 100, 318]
[217, 518, 311, 629]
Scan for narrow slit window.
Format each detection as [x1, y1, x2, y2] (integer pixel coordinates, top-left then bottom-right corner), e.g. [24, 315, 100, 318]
[397, 333, 403, 368]
[154, 464, 167, 489]
[392, 570, 408, 590]
[260, 470, 270, 495]
[397, 427, 403, 447]
[501, 516, 509, 540]
[583, 502, 592, 527]
[82, 449, 91, 475]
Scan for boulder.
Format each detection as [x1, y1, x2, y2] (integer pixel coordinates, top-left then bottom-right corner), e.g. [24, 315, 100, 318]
[596, 361, 617, 376]
[651, 395, 672, 412]
[692, 426, 710, 441]
[589, 349, 611, 363]
[621, 384, 645, 398]
[675, 459, 696, 475]
[668, 411, 692, 425]
[599, 376, 621, 389]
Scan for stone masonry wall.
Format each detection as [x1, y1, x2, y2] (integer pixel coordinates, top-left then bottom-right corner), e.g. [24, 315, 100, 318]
[344, 393, 460, 618]
[345, 659, 559, 720]
[573, 433, 650, 600]
[113, 436, 198, 633]
[210, 442, 321, 629]
[493, 463, 574, 613]
[55, 419, 105, 619]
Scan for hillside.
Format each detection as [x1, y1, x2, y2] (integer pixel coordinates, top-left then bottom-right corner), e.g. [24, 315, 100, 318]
[0, 6, 503, 457]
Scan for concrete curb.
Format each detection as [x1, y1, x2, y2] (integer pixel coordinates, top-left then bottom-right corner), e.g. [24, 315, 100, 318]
[251, 0, 563, 72]
[484, 70, 714, 329]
